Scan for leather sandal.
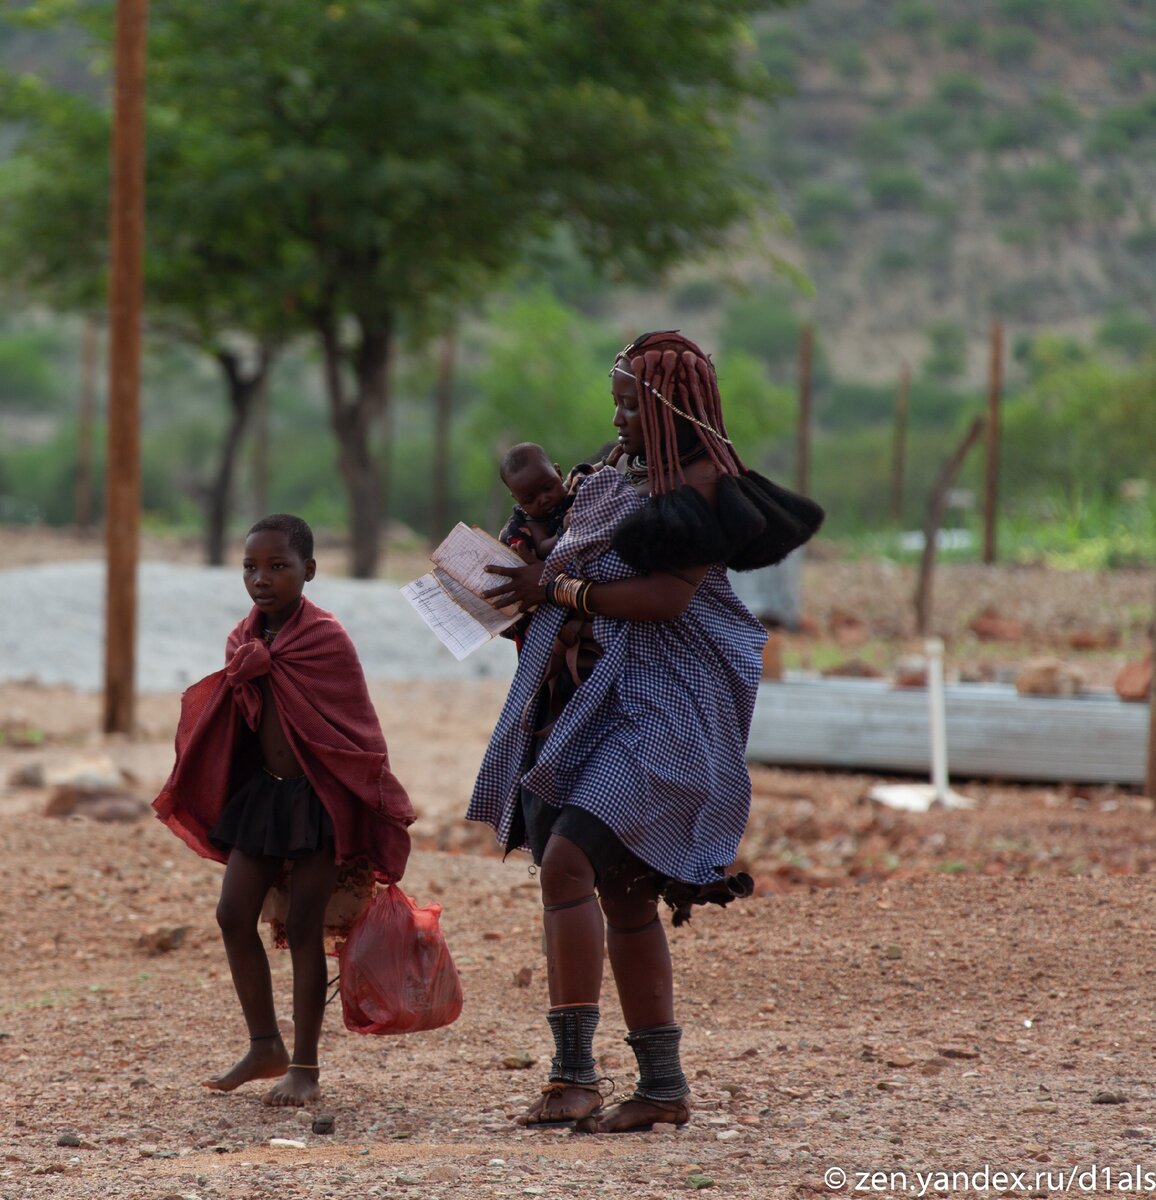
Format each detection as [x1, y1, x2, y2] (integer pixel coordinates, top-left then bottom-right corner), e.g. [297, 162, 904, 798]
[591, 1094, 691, 1133]
[515, 1081, 606, 1128]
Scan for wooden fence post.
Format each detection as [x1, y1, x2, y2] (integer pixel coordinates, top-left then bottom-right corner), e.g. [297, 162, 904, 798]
[797, 324, 813, 497]
[890, 361, 910, 523]
[914, 416, 985, 635]
[983, 320, 1003, 564]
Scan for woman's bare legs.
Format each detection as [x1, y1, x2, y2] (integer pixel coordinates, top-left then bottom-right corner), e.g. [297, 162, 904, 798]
[203, 850, 289, 1091]
[597, 866, 690, 1132]
[518, 833, 607, 1125]
[540, 834, 604, 1006]
[263, 845, 338, 1107]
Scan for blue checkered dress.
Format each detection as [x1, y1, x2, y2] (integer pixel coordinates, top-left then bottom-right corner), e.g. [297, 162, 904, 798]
[468, 468, 766, 885]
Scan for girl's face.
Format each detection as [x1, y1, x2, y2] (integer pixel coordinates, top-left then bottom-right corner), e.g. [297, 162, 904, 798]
[611, 366, 644, 457]
[242, 529, 315, 630]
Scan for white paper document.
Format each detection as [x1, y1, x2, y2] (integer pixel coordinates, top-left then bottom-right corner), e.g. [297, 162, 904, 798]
[401, 523, 526, 660]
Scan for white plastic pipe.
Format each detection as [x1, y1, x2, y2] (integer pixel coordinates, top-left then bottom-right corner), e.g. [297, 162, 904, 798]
[925, 637, 949, 799]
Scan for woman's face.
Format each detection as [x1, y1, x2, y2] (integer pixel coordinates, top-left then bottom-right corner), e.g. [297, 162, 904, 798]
[611, 366, 644, 457]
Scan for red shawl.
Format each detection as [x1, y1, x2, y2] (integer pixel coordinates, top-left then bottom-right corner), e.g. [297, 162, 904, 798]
[153, 596, 413, 883]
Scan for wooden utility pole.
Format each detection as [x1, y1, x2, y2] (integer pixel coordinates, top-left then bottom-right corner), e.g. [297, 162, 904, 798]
[102, 0, 149, 734]
[796, 324, 813, 496]
[890, 361, 910, 523]
[982, 320, 1003, 564]
[430, 330, 456, 545]
[75, 318, 100, 533]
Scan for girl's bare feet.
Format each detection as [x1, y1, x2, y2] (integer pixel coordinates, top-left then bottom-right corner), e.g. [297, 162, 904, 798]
[263, 1065, 320, 1107]
[202, 1035, 289, 1092]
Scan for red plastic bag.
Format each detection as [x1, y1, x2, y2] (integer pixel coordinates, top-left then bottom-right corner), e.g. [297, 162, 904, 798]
[337, 884, 463, 1035]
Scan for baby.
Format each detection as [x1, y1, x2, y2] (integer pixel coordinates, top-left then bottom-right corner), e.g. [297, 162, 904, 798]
[498, 442, 578, 563]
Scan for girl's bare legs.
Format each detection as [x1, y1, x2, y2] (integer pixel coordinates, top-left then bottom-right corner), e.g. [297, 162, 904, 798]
[518, 833, 606, 1125]
[203, 850, 289, 1091]
[263, 845, 338, 1107]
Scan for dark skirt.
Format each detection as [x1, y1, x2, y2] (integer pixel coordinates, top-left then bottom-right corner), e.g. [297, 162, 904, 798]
[508, 663, 754, 926]
[518, 786, 657, 891]
[209, 769, 334, 860]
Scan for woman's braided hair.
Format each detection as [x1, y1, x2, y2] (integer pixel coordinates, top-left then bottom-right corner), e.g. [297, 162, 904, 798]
[613, 330, 746, 496]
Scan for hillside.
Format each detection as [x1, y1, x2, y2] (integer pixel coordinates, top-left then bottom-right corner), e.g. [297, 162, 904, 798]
[3, 1, 1153, 394]
[734, 0, 1156, 383]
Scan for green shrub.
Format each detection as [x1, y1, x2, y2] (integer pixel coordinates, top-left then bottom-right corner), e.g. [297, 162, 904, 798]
[1096, 309, 1156, 361]
[922, 320, 967, 384]
[943, 19, 983, 52]
[1111, 49, 1156, 92]
[875, 244, 919, 273]
[1053, 0, 1105, 33]
[671, 278, 725, 314]
[1091, 96, 1156, 155]
[989, 28, 1037, 66]
[793, 181, 857, 248]
[718, 286, 808, 378]
[997, 0, 1048, 27]
[934, 72, 986, 110]
[895, 0, 936, 34]
[866, 167, 926, 210]
[856, 119, 907, 166]
[832, 43, 868, 84]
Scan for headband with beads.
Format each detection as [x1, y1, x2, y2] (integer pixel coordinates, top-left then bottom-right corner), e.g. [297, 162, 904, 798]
[610, 354, 733, 446]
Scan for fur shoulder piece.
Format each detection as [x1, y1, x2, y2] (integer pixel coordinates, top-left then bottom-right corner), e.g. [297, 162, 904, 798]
[723, 471, 825, 571]
[610, 470, 824, 574]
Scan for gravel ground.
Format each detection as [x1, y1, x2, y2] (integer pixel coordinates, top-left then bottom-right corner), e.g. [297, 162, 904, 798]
[3, 539, 1156, 1199]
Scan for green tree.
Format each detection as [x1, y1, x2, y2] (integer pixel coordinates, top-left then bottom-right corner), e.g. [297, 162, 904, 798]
[4, 0, 789, 577]
[0, 56, 290, 564]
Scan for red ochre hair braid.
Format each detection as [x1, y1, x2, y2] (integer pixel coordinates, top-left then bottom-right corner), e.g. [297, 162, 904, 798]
[617, 333, 746, 496]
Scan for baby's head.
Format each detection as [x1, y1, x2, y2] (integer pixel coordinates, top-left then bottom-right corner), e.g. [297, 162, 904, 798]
[500, 443, 567, 519]
[243, 513, 317, 629]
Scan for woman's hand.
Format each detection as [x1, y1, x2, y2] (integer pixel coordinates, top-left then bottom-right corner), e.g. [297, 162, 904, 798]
[482, 561, 546, 611]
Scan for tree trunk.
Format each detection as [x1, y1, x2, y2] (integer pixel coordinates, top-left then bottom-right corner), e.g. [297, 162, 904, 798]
[205, 346, 272, 566]
[318, 313, 393, 579]
[430, 329, 456, 547]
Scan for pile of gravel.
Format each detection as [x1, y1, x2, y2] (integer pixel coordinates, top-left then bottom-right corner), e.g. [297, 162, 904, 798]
[0, 561, 517, 692]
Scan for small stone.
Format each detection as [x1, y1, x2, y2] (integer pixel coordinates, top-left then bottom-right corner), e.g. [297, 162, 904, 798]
[939, 1046, 980, 1060]
[55, 1133, 81, 1148]
[268, 1137, 308, 1149]
[716, 1129, 742, 1141]
[1092, 1091, 1127, 1105]
[312, 1114, 335, 1135]
[686, 1174, 715, 1190]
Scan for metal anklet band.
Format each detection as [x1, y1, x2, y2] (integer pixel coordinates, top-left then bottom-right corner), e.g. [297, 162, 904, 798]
[544, 894, 598, 912]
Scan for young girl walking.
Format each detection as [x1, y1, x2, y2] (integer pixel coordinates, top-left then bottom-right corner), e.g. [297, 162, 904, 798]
[154, 514, 413, 1106]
